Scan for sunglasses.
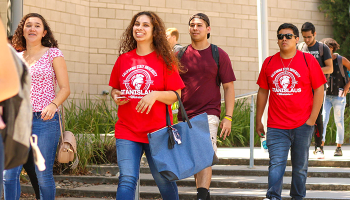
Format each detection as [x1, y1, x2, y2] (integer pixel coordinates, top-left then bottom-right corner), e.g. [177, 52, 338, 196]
[277, 33, 297, 40]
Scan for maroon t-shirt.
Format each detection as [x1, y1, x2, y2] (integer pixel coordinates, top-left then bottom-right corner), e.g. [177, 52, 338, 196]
[178, 44, 236, 120]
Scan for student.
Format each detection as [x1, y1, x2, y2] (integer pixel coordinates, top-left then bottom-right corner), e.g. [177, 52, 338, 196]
[3, 13, 70, 200]
[166, 28, 182, 53]
[109, 11, 184, 200]
[320, 38, 350, 156]
[177, 13, 235, 200]
[257, 23, 326, 200]
[298, 22, 333, 159]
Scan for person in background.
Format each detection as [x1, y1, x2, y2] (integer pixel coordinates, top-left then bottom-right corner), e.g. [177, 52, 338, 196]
[166, 28, 183, 53]
[6, 30, 40, 200]
[109, 11, 184, 200]
[298, 22, 333, 159]
[320, 38, 350, 156]
[3, 13, 70, 200]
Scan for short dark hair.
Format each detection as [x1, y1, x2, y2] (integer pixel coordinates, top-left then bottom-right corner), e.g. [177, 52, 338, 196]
[320, 38, 340, 52]
[189, 13, 210, 39]
[301, 22, 315, 34]
[277, 23, 299, 38]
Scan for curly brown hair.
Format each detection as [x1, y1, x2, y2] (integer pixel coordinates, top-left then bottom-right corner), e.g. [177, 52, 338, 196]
[119, 11, 181, 72]
[12, 13, 58, 52]
[320, 38, 340, 52]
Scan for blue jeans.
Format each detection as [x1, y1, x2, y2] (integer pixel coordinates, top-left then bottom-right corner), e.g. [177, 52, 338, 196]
[322, 95, 346, 144]
[266, 123, 314, 200]
[116, 139, 179, 200]
[3, 112, 61, 200]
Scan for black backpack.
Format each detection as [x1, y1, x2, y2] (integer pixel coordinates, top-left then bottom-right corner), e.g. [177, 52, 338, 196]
[177, 44, 221, 86]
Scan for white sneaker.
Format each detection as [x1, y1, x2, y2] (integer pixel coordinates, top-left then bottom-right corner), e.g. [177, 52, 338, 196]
[315, 147, 325, 159]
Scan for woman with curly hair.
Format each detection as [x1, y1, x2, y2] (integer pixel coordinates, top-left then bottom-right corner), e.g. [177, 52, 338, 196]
[3, 13, 70, 200]
[109, 11, 184, 199]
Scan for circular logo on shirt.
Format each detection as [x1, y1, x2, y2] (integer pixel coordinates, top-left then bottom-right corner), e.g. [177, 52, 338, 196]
[273, 70, 297, 90]
[124, 69, 153, 90]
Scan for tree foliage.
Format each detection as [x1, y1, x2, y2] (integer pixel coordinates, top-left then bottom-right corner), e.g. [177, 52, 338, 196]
[319, 0, 350, 58]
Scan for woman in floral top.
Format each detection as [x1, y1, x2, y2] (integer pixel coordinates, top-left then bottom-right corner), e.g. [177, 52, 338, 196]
[3, 13, 70, 200]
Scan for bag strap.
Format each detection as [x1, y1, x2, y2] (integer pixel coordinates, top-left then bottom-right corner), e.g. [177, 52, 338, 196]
[49, 49, 65, 141]
[165, 91, 192, 149]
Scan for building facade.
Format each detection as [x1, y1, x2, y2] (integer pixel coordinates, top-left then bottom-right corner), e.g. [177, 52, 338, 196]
[0, 0, 333, 99]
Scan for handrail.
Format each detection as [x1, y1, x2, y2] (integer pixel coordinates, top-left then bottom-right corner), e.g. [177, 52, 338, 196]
[221, 91, 257, 102]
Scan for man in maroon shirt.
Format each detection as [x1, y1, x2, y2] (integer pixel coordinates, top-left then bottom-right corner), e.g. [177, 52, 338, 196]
[178, 13, 236, 200]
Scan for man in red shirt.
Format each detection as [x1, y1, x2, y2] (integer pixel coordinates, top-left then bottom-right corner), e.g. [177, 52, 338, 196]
[256, 23, 326, 200]
[178, 13, 236, 200]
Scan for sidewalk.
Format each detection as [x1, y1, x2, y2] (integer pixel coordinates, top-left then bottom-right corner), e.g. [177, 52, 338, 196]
[216, 145, 350, 160]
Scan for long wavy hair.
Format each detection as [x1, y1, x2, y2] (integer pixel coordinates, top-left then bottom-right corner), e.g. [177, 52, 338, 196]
[119, 11, 181, 72]
[12, 13, 58, 52]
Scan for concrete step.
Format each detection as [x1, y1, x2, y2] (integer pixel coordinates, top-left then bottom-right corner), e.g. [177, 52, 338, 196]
[87, 164, 350, 178]
[50, 174, 350, 191]
[21, 184, 350, 199]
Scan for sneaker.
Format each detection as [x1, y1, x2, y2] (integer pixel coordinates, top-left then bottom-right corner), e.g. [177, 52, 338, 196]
[334, 147, 343, 156]
[315, 147, 325, 159]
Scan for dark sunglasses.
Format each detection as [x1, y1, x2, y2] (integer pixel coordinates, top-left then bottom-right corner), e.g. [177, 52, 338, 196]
[277, 33, 297, 40]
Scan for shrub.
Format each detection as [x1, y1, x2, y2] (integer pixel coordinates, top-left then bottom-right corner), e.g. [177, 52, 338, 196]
[319, 0, 350, 58]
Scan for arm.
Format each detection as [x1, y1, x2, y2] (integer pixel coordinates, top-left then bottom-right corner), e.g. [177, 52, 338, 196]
[305, 85, 324, 126]
[256, 87, 269, 138]
[41, 56, 71, 120]
[219, 81, 235, 140]
[136, 89, 181, 114]
[0, 20, 19, 102]
[342, 57, 350, 94]
[322, 58, 333, 74]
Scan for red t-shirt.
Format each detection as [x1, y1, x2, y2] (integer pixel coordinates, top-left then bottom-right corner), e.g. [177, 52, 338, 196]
[109, 49, 185, 143]
[257, 50, 327, 129]
[178, 45, 236, 120]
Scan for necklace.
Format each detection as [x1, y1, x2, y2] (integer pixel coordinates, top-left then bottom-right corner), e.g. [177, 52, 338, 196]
[280, 52, 296, 71]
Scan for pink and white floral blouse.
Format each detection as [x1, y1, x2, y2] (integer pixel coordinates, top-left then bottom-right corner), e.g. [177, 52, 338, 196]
[20, 48, 64, 112]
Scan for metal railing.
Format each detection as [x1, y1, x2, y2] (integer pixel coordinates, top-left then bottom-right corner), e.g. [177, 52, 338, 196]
[232, 91, 258, 169]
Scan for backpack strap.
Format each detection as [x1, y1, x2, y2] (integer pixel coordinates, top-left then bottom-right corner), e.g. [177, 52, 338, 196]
[267, 55, 274, 66]
[318, 42, 324, 57]
[303, 52, 309, 68]
[211, 44, 220, 86]
[176, 45, 189, 61]
[336, 55, 348, 84]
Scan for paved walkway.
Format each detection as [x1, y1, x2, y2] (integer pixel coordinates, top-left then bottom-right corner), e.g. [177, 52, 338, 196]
[217, 145, 350, 160]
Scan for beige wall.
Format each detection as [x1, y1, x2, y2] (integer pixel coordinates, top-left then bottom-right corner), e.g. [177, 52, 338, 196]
[0, 0, 7, 26]
[3, 0, 333, 98]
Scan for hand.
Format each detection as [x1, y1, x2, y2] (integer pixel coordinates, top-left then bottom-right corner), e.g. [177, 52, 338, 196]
[0, 106, 5, 129]
[112, 90, 130, 106]
[41, 103, 57, 121]
[256, 121, 265, 138]
[305, 118, 315, 126]
[135, 91, 158, 114]
[219, 118, 232, 140]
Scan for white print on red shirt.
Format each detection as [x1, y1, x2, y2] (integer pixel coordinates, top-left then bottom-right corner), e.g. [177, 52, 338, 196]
[121, 65, 156, 99]
[271, 67, 301, 96]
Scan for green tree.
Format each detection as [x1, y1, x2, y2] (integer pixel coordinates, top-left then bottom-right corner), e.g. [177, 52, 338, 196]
[319, 0, 350, 58]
